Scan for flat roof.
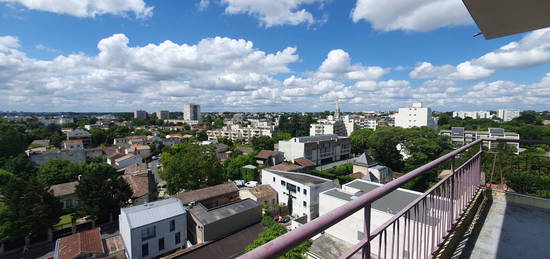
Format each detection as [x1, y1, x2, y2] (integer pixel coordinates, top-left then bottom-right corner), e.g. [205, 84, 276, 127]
[121, 198, 186, 229]
[291, 134, 347, 143]
[264, 169, 331, 186]
[189, 198, 260, 225]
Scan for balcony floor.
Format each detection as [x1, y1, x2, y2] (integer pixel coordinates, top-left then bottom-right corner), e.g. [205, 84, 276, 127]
[468, 198, 550, 259]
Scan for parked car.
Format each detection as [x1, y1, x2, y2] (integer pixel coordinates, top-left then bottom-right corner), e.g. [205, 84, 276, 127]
[233, 180, 245, 187]
[244, 181, 258, 187]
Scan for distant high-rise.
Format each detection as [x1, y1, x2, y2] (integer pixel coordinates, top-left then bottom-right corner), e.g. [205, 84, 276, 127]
[497, 109, 520, 122]
[184, 104, 201, 122]
[134, 110, 147, 120]
[156, 110, 169, 120]
[394, 102, 436, 129]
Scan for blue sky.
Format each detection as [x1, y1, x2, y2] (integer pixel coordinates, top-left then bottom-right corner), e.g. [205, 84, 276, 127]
[1, 0, 549, 112]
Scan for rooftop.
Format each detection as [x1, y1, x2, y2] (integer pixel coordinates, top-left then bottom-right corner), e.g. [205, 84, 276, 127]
[49, 181, 78, 197]
[264, 169, 331, 186]
[254, 150, 279, 159]
[266, 162, 304, 172]
[294, 157, 315, 167]
[173, 182, 238, 205]
[121, 198, 186, 229]
[242, 184, 277, 199]
[352, 152, 376, 167]
[289, 134, 348, 143]
[123, 174, 150, 199]
[189, 198, 260, 225]
[54, 228, 104, 259]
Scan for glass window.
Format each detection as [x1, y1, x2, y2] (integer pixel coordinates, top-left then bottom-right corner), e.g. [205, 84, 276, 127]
[273, 177, 275, 182]
[303, 189, 307, 195]
[141, 226, 156, 241]
[303, 201, 307, 207]
[142, 243, 149, 257]
[170, 220, 175, 232]
[281, 180, 285, 186]
[175, 232, 181, 244]
[158, 238, 165, 251]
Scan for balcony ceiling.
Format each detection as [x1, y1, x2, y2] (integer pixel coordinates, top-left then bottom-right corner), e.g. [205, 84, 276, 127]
[463, 0, 550, 39]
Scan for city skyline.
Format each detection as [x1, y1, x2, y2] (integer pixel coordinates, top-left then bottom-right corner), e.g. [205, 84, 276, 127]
[1, 1, 550, 112]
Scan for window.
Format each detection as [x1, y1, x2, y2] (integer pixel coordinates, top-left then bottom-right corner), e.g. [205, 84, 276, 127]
[303, 189, 307, 195]
[281, 180, 286, 186]
[141, 226, 156, 241]
[142, 243, 149, 257]
[297, 186, 301, 192]
[175, 232, 181, 244]
[273, 177, 275, 182]
[303, 201, 307, 207]
[170, 220, 175, 232]
[158, 238, 165, 251]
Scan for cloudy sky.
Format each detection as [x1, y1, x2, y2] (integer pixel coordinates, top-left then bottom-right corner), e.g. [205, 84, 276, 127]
[1, 0, 550, 112]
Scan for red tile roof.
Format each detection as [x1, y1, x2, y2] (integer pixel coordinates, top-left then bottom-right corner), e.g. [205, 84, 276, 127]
[266, 162, 304, 172]
[294, 157, 315, 167]
[49, 181, 78, 197]
[254, 150, 279, 160]
[173, 182, 238, 204]
[55, 228, 104, 259]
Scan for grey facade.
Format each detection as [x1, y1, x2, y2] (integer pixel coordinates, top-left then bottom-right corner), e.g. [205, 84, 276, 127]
[184, 104, 201, 122]
[119, 198, 187, 259]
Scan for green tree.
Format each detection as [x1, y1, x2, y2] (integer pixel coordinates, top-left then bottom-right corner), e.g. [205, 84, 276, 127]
[0, 154, 37, 179]
[90, 128, 107, 146]
[196, 130, 208, 141]
[223, 153, 257, 180]
[350, 128, 374, 154]
[251, 136, 275, 151]
[273, 132, 292, 141]
[218, 137, 234, 148]
[0, 170, 63, 242]
[368, 127, 405, 172]
[245, 216, 311, 258]
[49, 131, 64, 147]
[160, 143, 224, 194]
[75, 163, 132, 222]
[37, 160, 86, 185]
[213, 118, 224, 129]
[0, 123, 27, 158]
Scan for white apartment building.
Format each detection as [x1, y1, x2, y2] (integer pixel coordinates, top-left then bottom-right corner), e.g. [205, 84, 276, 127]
[497, 109, 520, 122]
[394, 102, 436, 129]
[156, 110, 169, 120]
[184, 104, 201, 122]
[119, 198, 187, 259]
[206, 124, 274, 143]
[278, 135, 352, 166]
[452, 111, 492, 119]
[134, 110, 147, 120]
[261, 169, 336, 222]
[319, 179, 427, 258]
[310, 100, 356, 137]
[440, 127, 520, 154]
[351, 116, 377, 130]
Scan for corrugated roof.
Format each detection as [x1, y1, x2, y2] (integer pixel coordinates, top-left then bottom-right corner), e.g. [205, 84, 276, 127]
[121, 198, 186, 229]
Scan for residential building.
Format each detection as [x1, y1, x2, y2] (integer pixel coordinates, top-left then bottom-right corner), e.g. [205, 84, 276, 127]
[187, 198, 262, 244]
[119, 198, 187, 259]
[62, 139, 84, 150]
[351, 116, 377, 130]
[123, 171, 156, 205]
[184, 103, 201, 123]
[261, 169, 337, 221]
[394, 102, 436, 129]
[49, 181, 78, 210]
[126, 144, 152, 160]
[350, 152, 391, 184]
[452, 111, 492, 119]
[254, 150, 284, 166]
[66, 129, 92, 146]
[278, 134, 352, 166]
[156, 110, 169, 120]
[54, 228, 104, 259]
[30, 139, 50, 147]
[40, 116, 74, 126]
[239, 184, 278, 208]
[318, 179, 422, 256]
[206, 124, 274, 143]
[497, 109, 520, 122]
[109, 154, 142, 169]
[134, 110, 148, 120]
[266, 162, 307, 172]
[173, 182, 239, 208]
[440, 127, 520, 154]
[310, 100, 355, 137]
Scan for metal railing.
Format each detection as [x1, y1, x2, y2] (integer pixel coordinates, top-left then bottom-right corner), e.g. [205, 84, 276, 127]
[240, 138, 549, 259]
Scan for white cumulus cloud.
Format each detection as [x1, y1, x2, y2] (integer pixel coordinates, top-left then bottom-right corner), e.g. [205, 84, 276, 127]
[221, 0, 324, 27]
[0, 0, 153, 18]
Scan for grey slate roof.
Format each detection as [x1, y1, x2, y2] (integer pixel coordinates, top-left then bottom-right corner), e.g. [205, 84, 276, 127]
[352, 152, 376, 167]
[189, 198, 260, 225]
[121, 198, 186, 229]
[265, 169, 331, 186]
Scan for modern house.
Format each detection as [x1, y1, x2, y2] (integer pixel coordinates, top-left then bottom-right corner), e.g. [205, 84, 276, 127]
[49, 181, 78, 210]
[54, 228, 104, 259]
[278, 134, 352, 166]
[119, 198, 187, 259]
[173, 182, 239, 208]
[261, 169, 337, 222]
[62, 139, 84, 150]
[187, 198, 262, 244]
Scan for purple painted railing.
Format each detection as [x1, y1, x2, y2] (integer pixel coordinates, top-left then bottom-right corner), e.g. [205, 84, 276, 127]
[240, 138, 548, 259]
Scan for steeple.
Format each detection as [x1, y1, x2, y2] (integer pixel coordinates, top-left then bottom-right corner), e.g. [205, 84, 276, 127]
[335, 99, 341, 120]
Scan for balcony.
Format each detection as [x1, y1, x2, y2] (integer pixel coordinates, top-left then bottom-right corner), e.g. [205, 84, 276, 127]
[240, 138, 550, 259]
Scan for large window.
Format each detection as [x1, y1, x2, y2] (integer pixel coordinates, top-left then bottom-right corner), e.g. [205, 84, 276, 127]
[286, 183, 297, 193]
[175, 232, 181, 244]
[169, 220, 175, 232]
[142, 243, 149, 257]
[158, 238, 165, 251]
[141, 226, 156, 241]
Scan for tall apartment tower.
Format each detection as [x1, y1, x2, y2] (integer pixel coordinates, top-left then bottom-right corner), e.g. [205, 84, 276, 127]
[134, 110, 147, 120]
[184, 104, 201, 122]
[394, 102, 436, 129]
[156, 110, 169, 120]
[497, 109, 520, 122]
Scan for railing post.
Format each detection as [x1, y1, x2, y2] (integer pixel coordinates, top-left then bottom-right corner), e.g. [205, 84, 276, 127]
[363, 204, 371, 259]
[450, 156, 455, 230]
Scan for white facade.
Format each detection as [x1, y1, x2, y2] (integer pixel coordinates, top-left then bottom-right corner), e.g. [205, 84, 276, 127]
[184, 104, 201, 122]
[261, 169, 336, 222]
[206, 124, 274, 143]
[452, 111, 492, 119]
[497, 109, 520, 122]
[394, 102, 436, 128]
[114, 154, 142, 169]
[352, 117, 377, 130]
[119, 198, 187, 259]
[156, 110, 169, 120]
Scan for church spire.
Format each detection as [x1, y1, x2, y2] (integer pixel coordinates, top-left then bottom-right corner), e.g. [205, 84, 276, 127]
[335, 99, 340, 120]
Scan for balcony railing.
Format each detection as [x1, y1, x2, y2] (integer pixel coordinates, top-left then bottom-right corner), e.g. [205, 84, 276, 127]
[240, 138, 550, 259]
